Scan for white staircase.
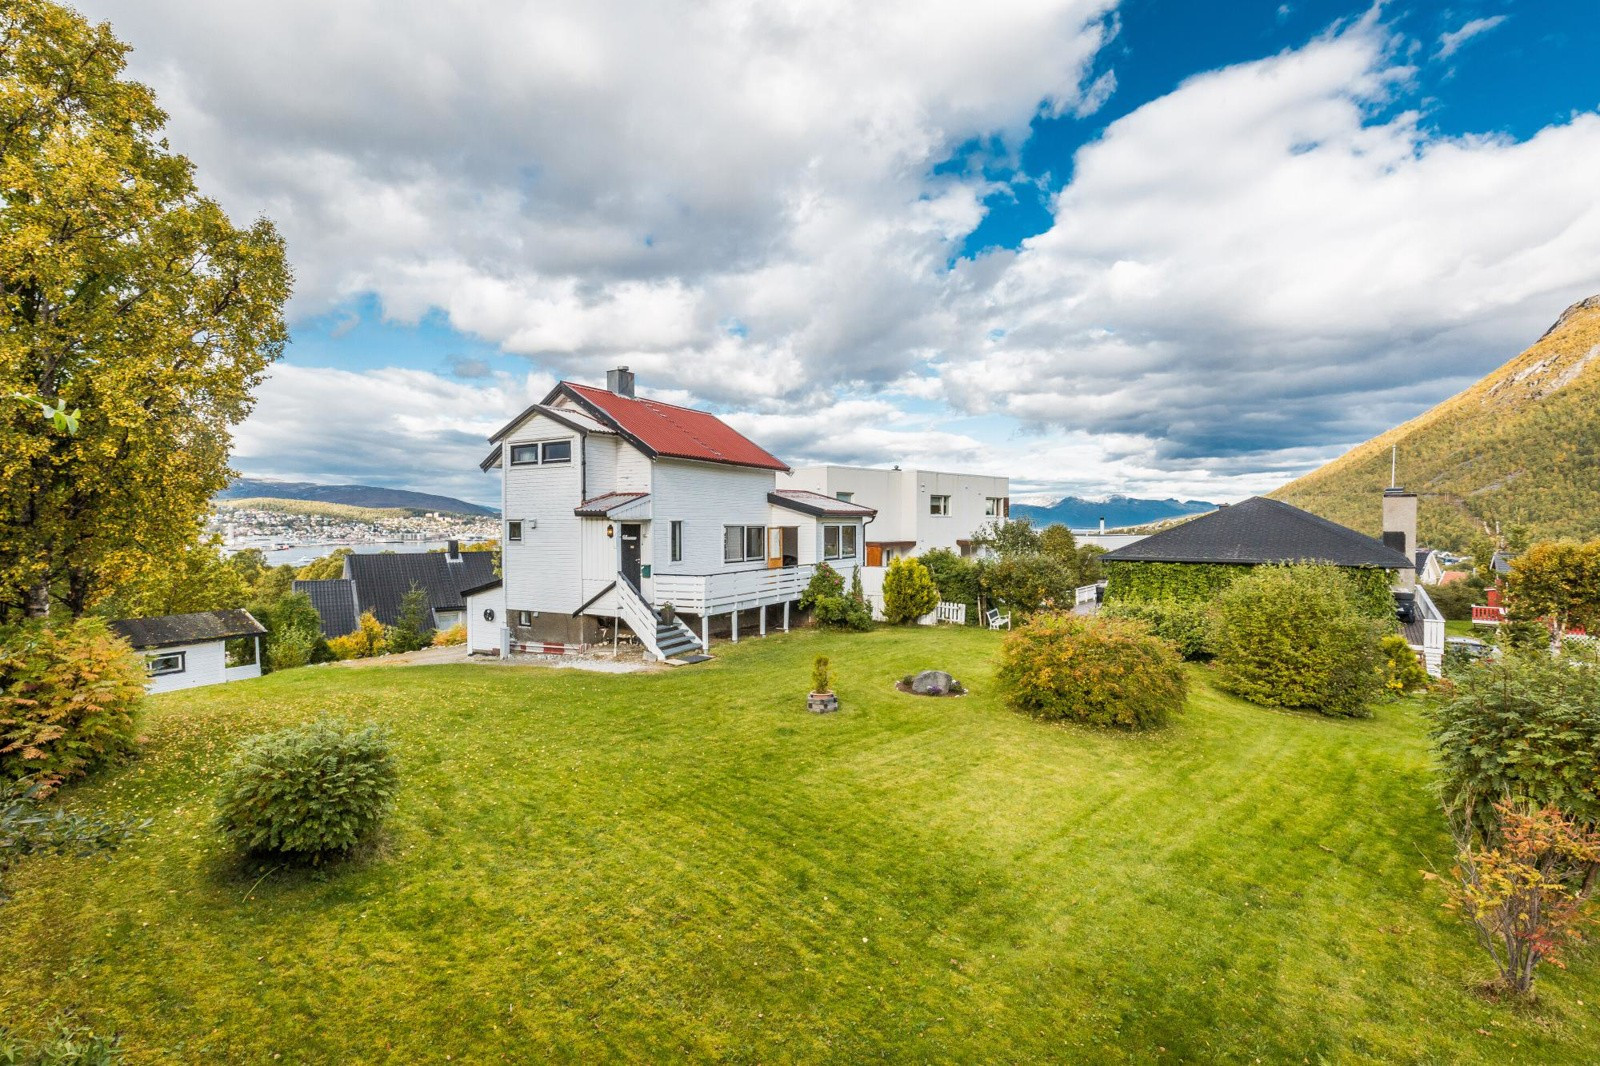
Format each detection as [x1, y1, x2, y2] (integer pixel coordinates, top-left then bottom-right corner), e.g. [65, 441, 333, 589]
[615, 575, 707, 663]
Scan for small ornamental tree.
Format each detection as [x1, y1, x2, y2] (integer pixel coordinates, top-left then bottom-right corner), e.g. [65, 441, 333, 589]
[811, 656, 833, 694]
[215, 718, 398, 863]
[881, 557, 939, 624]
[386, 584, 434, 653]
[1212, 564, 1384, 718]
[1445, 802, 1600, 996]
[997, 613, 1187, 731]
[0, 619, 144, 788]
[327, 611, 388, 660]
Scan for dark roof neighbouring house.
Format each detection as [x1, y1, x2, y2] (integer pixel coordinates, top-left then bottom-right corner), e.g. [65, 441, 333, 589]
[109, 609, 266, 650]
[1098, 496, 1412, 569]
[293, 578, 360, 639]
[341, 550, 499, 628]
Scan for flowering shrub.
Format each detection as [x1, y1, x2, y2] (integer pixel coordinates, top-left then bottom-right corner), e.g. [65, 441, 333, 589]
[0, 620, 144, 789]
[327, 611, 388, 660]
[1379, 634, 1430, 695]
[997, 613, 1187, 731]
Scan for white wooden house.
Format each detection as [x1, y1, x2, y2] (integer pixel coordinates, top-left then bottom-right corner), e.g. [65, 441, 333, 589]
[109, 609, 266, 694]
[471, 368, 875, 661]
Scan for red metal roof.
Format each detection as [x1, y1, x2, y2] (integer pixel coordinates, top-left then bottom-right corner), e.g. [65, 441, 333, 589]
[563, 383, 789, 471]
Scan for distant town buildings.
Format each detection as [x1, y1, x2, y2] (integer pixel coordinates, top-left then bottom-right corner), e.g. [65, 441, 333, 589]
[208, 506, 498, 557]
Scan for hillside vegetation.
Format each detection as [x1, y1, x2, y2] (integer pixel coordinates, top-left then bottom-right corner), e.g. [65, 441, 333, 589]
[3, 630, 1598, 1061]
[1272, 295, 1600, 548]
[216, 497, 422, 523]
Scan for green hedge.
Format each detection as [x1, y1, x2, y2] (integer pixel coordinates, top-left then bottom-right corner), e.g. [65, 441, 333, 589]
[1104, 560, 1397, 621]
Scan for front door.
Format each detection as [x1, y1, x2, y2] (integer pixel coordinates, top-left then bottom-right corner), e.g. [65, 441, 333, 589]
[620, 523, 642, 590]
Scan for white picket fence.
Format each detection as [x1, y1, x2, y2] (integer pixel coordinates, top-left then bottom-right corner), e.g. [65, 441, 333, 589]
[918, 601, 967, 626]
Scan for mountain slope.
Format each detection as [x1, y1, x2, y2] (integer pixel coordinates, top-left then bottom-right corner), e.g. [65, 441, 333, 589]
[1272, 295, 1600, 548]
[1011, 495, 1217, 530]
[216, 478, 497, 516]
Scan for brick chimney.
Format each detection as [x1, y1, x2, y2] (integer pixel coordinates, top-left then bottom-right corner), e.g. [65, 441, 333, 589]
[606, 366, 635, 398]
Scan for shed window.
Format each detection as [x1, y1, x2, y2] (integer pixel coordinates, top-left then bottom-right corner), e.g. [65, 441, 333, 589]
[541, 440, 572, 463]
[930, 495, 951, 516]
[145, 651, 186, 676]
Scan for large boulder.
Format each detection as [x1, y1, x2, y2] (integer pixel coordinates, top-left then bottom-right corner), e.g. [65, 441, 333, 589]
[910, 669, 956, 696]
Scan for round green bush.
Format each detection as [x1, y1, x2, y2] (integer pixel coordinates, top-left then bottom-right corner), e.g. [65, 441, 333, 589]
[215, 718, 397, 862]
[1211, 564, 1384, 718]
[997, 613, 1188, 731]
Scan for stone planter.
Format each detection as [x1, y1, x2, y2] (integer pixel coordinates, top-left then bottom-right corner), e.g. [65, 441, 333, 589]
[806, 691, 839, 714]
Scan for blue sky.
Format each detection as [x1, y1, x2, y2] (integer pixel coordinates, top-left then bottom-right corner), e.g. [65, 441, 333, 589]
[93, 1, 1600, 505]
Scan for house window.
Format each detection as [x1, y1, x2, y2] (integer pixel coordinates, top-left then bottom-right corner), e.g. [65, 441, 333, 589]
[836, 491, 853, 503]
[824, 524, 859, 561]
[145, 651, 186, 676]
[930, 495, 950, 516]
[671, 521, 683, 563]
[985, 497, 1003, 517]
[723, 525, 766, 563]
[507, 520, 523, 543]
[541, 440, 572, 464]
[509, 444, 540, 465]
[515, 610, 533, 627]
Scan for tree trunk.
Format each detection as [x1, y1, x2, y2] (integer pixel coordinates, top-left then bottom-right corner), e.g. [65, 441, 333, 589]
[24, 579, 50, 620]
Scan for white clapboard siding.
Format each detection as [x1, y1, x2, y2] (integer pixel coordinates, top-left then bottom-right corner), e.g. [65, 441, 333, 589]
[501, 413, 584, 614]
[649, 460, 777, 578]
[144, 640, 229, 694]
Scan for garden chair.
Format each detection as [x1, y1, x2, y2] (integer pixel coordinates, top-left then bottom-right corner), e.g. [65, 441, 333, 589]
[986, 607, 1011, 630]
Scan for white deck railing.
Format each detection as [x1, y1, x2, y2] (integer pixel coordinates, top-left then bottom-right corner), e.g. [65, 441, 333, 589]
[1412, 584, 1446, 677]
[224, 663, 261, 683]
[653, 564, 817, 616]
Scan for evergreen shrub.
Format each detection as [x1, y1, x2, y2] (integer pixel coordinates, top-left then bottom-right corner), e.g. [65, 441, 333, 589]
[997, 613, 1187, 731]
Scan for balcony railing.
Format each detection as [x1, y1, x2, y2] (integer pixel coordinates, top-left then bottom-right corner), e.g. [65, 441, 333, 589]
[1472, 604, 1507, 626]
[653, 564, 817, 616]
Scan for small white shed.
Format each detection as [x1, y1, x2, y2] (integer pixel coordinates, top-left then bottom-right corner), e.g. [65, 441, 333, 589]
[109, 609, 267, 694]
[462, 578, 506, 656]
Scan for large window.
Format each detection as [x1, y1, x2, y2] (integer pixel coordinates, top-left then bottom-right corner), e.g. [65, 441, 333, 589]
[145, 651, 185, 676]
[671, 521, 683, 563]
[508, 438, 573, 465]
[823, 523, 858, 561]
[723, 524, 767, 563]
[507, 520, 523, 543]
[929, 494, 951, 516]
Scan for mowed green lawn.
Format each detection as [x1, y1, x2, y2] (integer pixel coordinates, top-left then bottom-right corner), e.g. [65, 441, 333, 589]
[3, 627, 1598, 1063]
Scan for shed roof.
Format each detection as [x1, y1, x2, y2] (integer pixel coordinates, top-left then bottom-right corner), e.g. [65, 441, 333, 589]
[109, 609, 266, 650]
[293, 578, 359, 639]
[343, 550, 499, 628]
[768, 490, 878, 518]
[1099, 496, 1412, 569]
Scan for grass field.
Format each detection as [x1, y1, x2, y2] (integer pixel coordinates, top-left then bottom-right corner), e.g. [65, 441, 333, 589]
[3, 627, 1598, 1062]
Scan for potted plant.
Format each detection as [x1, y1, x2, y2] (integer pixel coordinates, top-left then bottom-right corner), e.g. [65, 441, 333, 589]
[659, 602, 676, 624]
[807, 655, 839, 713]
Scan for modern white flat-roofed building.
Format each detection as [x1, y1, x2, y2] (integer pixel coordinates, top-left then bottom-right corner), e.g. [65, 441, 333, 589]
[776, 465, 1009, 564]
